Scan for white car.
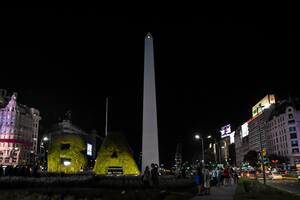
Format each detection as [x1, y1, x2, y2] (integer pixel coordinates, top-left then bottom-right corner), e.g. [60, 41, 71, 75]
[270, 173, 283, 180]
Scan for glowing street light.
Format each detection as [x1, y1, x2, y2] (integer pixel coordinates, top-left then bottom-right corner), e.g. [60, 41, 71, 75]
[194, 133, 204, 165]
[207, 135, 212, 139]
[43, 136, 49, 141]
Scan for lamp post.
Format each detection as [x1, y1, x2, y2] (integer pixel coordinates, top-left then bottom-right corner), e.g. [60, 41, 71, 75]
[257, 106, 266, 185]
[194, 133, 212, 166]
[195, 134, 204, 165]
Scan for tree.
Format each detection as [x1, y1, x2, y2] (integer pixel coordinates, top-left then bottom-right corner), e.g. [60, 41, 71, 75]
[244, 150, 259, 167]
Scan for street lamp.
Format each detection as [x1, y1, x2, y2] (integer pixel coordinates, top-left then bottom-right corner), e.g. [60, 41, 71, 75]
[194, 133, 204, 165]
[257, 106, 266, 185]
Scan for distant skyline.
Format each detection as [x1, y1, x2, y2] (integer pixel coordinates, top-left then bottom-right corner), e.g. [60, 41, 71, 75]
[1, 10, 300, 167]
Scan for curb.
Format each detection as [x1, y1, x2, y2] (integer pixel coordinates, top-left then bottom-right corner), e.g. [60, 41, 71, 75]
[282, 177, 297, 180]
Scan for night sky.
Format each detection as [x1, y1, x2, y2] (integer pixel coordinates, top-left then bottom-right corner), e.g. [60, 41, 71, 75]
[1, 9, 300, 167]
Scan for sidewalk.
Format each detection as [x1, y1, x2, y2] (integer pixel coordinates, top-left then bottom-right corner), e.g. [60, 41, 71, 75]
[190, 184, 237, 200]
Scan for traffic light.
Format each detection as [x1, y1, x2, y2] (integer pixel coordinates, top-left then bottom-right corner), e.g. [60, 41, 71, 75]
[262, 148, 267, 157]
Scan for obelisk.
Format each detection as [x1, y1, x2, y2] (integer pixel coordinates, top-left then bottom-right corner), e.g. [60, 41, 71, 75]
[142, 32, 159, 171]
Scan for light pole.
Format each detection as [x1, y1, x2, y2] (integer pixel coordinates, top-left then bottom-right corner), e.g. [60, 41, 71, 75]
[195, 134, 204, 165]
[194, 133, 212, 166]
[257, 106, 266, 184]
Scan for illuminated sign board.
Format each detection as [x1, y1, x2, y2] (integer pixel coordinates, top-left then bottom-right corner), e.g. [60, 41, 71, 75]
[220, 124, 231, 138]
[252, 95, 276, 117]
[230, 131, 235, 144]
[87, 143, 92, 156]
[241, 122, 249, 138]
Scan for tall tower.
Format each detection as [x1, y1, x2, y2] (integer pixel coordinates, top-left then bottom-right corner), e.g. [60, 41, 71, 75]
[142, 32, 159, 171]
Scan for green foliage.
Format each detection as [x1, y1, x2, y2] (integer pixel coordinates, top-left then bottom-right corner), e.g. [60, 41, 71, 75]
[93, 132, 140, 175]
[48, 134, 87, 173]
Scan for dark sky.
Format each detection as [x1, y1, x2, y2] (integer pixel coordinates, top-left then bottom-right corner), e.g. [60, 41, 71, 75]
[1, 9, 300, 167]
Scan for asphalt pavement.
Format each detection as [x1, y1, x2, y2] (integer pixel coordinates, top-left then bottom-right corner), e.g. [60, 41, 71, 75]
[261, 179, 300, 196]
[190, 184, 237, 200]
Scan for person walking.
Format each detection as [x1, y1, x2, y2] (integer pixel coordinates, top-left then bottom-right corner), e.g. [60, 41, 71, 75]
[202, 166, 211, 195]
[195, 166, 203, 196]
[223, 167, 230, 186]
[216, 167, 222, 187]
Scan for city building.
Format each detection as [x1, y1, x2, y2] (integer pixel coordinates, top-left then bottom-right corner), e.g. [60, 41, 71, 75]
[234, 122, 250, 166]
[174, 143, 182, 173]
[248, 95, 276, 153]
[0, 89, 41, 166]
[266, 98, 300, 165]
[220, 136, 230, 164]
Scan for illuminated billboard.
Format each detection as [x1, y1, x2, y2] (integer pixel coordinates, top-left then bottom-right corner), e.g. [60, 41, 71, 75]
[252, 95, 276, 117]
[87, 143, 92, 156]
[220, 124, 231, 138]
[230, 131, 235, 144]
[241, 122, 249, 138]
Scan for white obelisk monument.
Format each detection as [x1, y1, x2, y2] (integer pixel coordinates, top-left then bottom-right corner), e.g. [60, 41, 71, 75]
[142, 32, 159, 171]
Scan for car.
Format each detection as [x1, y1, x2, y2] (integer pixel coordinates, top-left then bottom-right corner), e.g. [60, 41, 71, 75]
[269, 172, 283, 180]
[243, 171, 257, 179]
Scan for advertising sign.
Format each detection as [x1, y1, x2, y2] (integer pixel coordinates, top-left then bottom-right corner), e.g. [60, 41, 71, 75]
[252, 95, 276, 117]
[241, 122, 249, 138]
[220, 124, 231, 138]
[87, 143, 92, 156]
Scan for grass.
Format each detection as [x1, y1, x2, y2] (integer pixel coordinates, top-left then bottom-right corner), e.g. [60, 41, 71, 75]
[234, 178, 300, 200]
[0, 187, 196, 200]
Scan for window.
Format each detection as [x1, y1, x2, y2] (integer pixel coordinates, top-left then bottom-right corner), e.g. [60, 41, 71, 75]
[288, 113, 293, 119]
[288, 108, 292, 112]
[290, 133, 297, 139]
[288, 120, 295, 124]
[61, 144, 70, 150]
[292, 148, 299, 154]
[291, 140, 298, 147]
[289, 127, 296, 132]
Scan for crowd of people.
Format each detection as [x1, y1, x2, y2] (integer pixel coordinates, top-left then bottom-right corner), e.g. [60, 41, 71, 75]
[194, 165, 239, 196]
[0, 164, 40, 177]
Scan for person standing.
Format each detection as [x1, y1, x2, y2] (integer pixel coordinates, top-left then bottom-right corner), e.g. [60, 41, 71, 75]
[150, 163, 159, 187]
[142, 166, 151, 187]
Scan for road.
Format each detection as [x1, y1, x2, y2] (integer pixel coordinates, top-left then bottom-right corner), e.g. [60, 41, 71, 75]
[262, 179, 300, 196]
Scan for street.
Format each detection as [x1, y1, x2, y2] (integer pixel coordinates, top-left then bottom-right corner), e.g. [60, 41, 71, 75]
[261, 179, 300, 196]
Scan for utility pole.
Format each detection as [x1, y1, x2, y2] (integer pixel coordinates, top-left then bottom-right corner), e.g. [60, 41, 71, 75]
[258, 106, 266, 184]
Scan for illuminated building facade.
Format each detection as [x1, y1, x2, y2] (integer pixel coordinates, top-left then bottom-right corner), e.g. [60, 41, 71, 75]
[266, 98, 300, 165]
[0, 89, 41, 166]
[248, 95, 276, 152]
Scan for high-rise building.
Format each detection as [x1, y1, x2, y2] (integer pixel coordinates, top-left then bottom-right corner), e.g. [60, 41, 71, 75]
[248, 95, 276, 153]
[174, 143, 182, 172]
[142, 32, 159, 171]
[266, 98, 300, 164]
[0, 89, 41, 165]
